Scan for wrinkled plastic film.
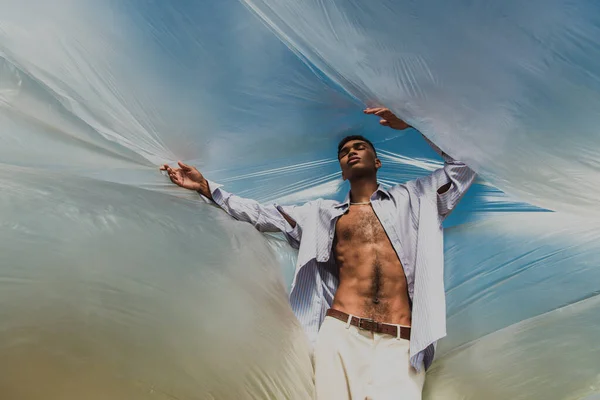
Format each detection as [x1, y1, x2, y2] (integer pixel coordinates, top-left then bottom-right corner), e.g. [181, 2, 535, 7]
[1, 0, 600, 398]
[441, 212, 600, 354]
[425, 294, 600, 400]
[425, 212, 600, 399]
[1, 0, 326, 397]
[242, 0, 600, 216]
[0, 167, 314, 399]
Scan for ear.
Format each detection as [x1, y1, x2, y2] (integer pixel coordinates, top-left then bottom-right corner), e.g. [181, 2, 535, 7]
[375, 158, 382, 170]
[341, 170, 347, 181]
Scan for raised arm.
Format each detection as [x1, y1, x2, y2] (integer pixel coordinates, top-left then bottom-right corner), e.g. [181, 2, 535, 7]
[160, 162, 303, 247]
[364, 107, 477, 218]
[415, 136, 476, 218]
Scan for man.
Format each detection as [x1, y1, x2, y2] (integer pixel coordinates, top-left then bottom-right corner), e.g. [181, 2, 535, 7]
[161, 108, 476, 399]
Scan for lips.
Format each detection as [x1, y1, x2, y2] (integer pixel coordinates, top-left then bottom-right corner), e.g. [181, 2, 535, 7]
[348, 156, 361, 165]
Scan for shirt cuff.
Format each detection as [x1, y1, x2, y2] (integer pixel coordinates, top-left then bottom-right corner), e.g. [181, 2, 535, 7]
[437, 182, 459, 215]
[202, 179, 226, 206]
[275, 204, 302, 238]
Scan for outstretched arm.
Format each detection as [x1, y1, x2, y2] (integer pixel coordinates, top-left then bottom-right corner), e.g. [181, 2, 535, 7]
[160, 162, 302, 246]
[364, 107, 477, 218]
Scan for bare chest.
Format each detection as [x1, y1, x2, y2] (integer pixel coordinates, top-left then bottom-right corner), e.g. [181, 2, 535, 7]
[335, 206, 388, 244]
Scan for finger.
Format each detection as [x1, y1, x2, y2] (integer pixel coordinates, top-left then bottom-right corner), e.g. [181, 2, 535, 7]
[169, 173, 181, 184]
[178, 161, 192, 171]
[159, 164, 168, 171]
[364, 107, 383, 115]
[374, 109, 393, 118]
[380, 119, 390, 126]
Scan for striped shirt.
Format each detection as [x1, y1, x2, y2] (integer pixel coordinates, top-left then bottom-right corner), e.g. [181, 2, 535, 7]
[205, 139, 476, 371]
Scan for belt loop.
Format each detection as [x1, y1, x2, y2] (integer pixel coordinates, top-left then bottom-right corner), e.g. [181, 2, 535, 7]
[345, 314, 353, 329]
[396, 325, 402, 340]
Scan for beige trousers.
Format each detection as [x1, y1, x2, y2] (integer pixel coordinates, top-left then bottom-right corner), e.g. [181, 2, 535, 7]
[313, 316, 425, 400]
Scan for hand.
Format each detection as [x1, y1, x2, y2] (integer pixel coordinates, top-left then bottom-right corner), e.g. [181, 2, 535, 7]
[160, 161, 206, 192]
[364, 107, 411, 130]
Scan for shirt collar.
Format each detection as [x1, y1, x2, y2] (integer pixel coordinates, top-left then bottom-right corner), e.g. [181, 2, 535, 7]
[333, 184, 391, 209]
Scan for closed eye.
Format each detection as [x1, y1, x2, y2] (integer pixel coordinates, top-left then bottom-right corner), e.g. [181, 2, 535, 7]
[338, 142, 367, 159]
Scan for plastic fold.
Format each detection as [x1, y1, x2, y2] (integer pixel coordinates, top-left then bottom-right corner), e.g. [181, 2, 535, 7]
[1, 0, 599, 398]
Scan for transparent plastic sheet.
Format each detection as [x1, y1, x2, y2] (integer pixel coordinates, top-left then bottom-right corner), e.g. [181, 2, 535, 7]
[1, 0, 600, 399]
[0, 0, 538, 216]
[242, 0, 600, 217]
[0, 0, 329, 397]
[442, 212, 600, 354]
[422, 212, 600, 399]
[0, 167, 314, 399]
[0, 0, 364, 178]
[425, 293, 600, 400]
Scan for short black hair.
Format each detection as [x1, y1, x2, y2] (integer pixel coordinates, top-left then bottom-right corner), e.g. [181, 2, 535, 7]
[337, 135, 377, 157]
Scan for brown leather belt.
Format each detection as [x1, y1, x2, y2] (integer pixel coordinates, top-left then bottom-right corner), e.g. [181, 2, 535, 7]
[326, 309, 411, 340]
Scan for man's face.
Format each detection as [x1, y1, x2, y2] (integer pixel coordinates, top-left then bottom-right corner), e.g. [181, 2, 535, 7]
[338, 140, 381, 181]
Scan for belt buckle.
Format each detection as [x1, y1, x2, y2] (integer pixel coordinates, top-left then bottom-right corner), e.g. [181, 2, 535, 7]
[358, 317, 379, 332]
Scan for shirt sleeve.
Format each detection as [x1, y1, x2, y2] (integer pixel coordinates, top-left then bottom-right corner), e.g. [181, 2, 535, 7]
[203, 179, 305, 249]
[414, 136, 477, 219]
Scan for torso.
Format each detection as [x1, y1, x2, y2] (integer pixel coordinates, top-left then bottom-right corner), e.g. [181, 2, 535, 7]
[331, 204, 412, 325]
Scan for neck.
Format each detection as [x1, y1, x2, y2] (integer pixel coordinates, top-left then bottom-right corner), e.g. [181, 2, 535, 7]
[349, 176, 378, 204]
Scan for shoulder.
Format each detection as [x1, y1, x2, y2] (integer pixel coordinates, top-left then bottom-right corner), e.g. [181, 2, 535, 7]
[280, 198, 333, 216]
[292, 197, 338, 207]
[385, 182, 424, 214]
[298, 198, 339, 214]
[321, 198, 341, 208]
[300, 198, 343, 216]
[386, 181, 412, 198]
